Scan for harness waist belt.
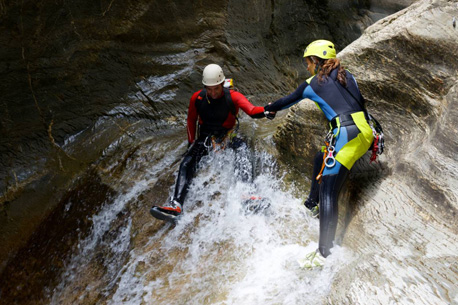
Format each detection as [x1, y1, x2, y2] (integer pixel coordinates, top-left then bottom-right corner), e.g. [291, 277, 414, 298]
[199, 127, 230, 138]
[199, 127, 233, 146]
[330, 113, 356, 130]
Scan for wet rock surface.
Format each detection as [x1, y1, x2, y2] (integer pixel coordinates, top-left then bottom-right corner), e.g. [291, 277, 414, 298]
[0, 172, 116, 303]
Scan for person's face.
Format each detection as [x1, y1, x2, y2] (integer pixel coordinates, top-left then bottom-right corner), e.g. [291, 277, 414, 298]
[305, 57, 316, 76]
[206, 84, 224, 99]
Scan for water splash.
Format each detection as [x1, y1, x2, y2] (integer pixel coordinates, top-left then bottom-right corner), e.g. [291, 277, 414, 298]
[98, 143, 354, 304]
[49, 140, 186, 304]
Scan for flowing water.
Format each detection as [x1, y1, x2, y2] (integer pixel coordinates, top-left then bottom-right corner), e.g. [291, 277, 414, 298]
[5, 112, 457, 305]
[46, 119, 355, 305]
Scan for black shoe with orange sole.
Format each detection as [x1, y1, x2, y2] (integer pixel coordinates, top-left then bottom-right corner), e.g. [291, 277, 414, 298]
[150, 199, 182, 223]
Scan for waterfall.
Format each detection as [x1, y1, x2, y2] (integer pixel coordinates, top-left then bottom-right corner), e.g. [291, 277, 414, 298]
[49, 129, 353, 304]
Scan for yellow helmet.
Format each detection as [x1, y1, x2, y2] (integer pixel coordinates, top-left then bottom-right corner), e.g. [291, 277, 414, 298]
[303, 40, 336, 59]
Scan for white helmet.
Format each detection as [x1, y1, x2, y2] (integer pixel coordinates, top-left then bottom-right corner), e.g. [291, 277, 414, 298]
[202, 64, 225, 86]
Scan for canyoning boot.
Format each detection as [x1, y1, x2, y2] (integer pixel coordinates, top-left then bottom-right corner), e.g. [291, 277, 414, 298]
[297, 249, 326, 269]
[150, 199, 182, 223]
[304, 198, 319, 218]
[310, 205, 319, 218]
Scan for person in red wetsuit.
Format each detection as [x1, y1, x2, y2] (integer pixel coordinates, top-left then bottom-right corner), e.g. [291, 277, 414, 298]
[150, 64, 275, 221]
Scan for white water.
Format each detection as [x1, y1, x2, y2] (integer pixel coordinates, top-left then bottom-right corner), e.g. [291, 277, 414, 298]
[50, 135, 355, 305]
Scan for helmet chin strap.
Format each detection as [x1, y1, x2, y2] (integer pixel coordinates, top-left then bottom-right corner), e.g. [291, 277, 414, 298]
[312, 57, 324, 75]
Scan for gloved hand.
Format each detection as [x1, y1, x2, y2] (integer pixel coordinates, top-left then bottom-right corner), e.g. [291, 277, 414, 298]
[263, 104, 276, 120]
[264, 111, 276, 120]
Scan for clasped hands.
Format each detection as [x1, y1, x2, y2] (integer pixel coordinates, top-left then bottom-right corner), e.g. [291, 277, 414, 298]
[264, 103, 276, 120]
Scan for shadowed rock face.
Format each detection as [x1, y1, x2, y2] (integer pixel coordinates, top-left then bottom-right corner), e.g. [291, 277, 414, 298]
[273, 0, 458, 302]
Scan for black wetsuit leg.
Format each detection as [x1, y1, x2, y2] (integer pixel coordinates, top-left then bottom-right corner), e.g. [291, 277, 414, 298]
[304, 151, 324, 209]
[173, 139, 208, 204]
[318, 165, 349, 257]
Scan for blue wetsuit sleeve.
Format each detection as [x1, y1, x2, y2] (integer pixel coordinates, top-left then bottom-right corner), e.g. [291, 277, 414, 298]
[264, 81, 308, 112]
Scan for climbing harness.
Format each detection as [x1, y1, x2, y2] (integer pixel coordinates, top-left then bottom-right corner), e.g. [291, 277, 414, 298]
[334, 79, 386, 163]
[204, 128, 237, 152]
[197, 80, 240, 152]
[316, 131, 336, 183]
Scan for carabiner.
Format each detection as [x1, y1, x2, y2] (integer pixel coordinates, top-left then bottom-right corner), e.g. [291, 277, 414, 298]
[203, 136, 212, 149]
[325, 131, 333, 144]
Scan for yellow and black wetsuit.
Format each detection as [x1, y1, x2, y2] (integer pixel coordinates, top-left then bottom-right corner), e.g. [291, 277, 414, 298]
[265, 67, 373, 257]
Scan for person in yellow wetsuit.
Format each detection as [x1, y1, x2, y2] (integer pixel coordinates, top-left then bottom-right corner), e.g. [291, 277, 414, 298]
[264, 40, 374, 267]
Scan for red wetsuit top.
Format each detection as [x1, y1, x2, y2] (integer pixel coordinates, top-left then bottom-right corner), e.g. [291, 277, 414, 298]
[187, 89, 265, 143]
